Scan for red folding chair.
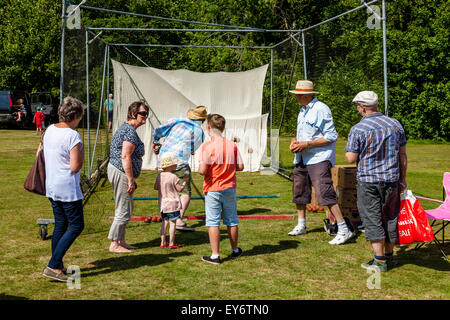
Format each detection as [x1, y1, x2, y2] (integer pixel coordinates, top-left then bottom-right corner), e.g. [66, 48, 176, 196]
[415, 172, 450, 261]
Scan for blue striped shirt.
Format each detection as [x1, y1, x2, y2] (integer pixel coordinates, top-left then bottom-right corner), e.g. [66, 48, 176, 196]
[153, 117, 205, 169]
[345, 113, 407, 183]
[294, 98, 338, 166]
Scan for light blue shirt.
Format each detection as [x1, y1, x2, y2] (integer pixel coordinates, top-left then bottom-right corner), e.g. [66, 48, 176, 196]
[294, 97, 338, 166]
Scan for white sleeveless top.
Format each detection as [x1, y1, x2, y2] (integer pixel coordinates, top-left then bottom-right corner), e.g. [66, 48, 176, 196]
[43, 125, 83, 202]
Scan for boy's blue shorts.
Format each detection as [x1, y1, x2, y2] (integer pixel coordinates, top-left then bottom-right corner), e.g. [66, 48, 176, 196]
[205, 188, 239, 227]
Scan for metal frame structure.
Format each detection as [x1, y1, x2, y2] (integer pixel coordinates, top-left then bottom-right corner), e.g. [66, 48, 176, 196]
[60, 0, 388, 178]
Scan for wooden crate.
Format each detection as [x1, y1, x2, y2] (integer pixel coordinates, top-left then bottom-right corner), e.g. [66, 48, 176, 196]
[336, 187, 357, 207]
[332, 165, 357, 189]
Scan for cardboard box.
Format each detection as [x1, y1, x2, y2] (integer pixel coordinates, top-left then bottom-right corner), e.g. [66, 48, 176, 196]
[332, 165, 357, 188]
[335, 187, 357, 207]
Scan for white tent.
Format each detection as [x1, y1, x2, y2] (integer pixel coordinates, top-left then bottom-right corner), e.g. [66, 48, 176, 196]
[111, 60, 268, 172]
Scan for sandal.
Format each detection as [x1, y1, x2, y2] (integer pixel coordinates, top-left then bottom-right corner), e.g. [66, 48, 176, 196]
[169, 244, 180, 249]
[160, 243, 169, 248]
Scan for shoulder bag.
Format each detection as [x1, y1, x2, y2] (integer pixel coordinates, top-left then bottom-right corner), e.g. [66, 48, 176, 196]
[24, 132, 46, 195]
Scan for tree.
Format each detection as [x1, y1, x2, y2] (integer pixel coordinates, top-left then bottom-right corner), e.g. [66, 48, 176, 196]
[0, 0, 61, 96]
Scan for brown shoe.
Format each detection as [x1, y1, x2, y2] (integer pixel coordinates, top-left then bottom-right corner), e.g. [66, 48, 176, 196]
[43, 267, 68, 282]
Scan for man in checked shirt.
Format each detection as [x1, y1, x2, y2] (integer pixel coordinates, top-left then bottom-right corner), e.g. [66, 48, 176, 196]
[346, 91, 407, 272]
[152, 106, 208, 231]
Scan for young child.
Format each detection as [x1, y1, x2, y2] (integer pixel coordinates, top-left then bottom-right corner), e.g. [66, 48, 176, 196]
[15, 99, 26, 122]
[198, 114, 244, 264]
[154, 152, 188, 249]
[33, 107, 45, 135]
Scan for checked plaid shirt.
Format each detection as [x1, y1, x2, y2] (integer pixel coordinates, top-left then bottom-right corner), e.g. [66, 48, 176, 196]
[345, 112, 407, 183]
[153, 117, 205, 169]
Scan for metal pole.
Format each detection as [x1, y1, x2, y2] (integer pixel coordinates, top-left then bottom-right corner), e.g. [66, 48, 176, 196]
[271, 0, 379, 49]
[105, 45, 110, 155]
[124, 46, 150, 67]
[302, 32, 308, 79]
[270, 48, 274, 166]
[90, 43, 108, 175]
[85, 30, 91, 177]
[382, 0, 388, 116]
[59, 0, 67, 104]
[81, 5, 264, 31]
[275, 37, 300, 154]
[109, 43, 271, 49]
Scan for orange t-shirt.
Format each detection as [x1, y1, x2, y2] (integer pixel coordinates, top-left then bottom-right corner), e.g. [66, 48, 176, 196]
[200, 136, 242, 193]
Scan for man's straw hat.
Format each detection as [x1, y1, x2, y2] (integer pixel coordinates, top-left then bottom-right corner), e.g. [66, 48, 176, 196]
[289, 80, 319, 95]
[187, 105, 207, 120]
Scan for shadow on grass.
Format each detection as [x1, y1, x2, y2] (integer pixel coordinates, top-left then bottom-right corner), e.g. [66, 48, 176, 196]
[237, 208, 271, 216]
[226, 240, 300, 261]
[82, 251, 193, 278]
[394, 245, 450, 272]
[0, 293, 28, 300]
[132, 229, 213, 249]
[305, 226, 328, 234]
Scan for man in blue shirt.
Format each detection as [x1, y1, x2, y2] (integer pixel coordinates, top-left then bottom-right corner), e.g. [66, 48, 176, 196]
[152, 105, 207, 231]
[288, 80, 355, 245]
[104, 93, 114, 132]
[346, 91, 407, 272]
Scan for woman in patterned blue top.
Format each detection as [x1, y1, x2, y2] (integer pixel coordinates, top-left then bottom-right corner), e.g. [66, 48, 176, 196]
[107, 101, 148, 253]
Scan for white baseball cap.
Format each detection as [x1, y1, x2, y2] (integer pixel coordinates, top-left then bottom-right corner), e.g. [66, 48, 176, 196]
[352, 91, 378, 106]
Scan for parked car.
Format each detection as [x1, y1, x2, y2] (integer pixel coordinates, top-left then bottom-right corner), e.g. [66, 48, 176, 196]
[0, 90, 32, 126]
[31, 92, 58, 126]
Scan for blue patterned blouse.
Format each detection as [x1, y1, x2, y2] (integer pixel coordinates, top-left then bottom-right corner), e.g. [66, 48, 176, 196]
[109, 122, 145, 178]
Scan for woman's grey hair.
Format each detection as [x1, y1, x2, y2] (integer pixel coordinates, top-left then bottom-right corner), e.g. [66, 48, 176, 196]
[58, 96, 85, 122]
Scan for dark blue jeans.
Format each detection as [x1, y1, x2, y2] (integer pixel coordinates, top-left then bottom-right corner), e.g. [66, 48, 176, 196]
[48, 198, 84, 270]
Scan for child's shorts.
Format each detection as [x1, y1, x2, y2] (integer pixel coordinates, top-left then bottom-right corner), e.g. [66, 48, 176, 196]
[205, 188, 239, 227]
[161, 211, 181, 221]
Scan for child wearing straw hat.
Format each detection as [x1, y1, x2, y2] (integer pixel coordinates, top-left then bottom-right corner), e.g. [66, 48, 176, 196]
[154, 152, 188, 249]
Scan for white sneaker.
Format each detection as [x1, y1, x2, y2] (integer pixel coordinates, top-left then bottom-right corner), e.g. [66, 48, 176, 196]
[288, 225, 306, 236]
[329, 230, 354, 245]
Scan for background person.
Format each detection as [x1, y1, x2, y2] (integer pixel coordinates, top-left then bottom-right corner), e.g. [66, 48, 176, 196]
[198, 114, 244, 264]
[108, 101, 148, 253]
[42, 96, 85, 282]
[104, 93, 114, 132]
[15, 98, 27, 122]
[152, 105, 207, 232]
[154, 152, 188, 249]
[288, 80, 354, 245]
[33, 106, 45, 135]
[346, 91, 407, 272]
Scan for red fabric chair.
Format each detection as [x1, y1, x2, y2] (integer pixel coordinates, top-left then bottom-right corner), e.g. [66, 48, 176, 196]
[415, 172, 450, 261]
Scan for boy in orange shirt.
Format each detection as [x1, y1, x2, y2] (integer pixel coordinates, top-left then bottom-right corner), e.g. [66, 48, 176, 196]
[198, 114, 244, 264]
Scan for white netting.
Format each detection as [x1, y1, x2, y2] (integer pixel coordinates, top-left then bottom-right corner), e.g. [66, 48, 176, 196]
[111, 60, 268, 172]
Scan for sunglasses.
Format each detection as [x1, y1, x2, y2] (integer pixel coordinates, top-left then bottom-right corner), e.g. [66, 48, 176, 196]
[137, 111, 148, 118]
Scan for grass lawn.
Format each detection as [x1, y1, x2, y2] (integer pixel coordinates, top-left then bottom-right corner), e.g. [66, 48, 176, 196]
[0, 129, 449, 300]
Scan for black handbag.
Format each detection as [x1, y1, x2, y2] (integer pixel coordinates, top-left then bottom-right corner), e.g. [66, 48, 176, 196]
[24, 134, 46, 195]
[323, 217, 355, 236]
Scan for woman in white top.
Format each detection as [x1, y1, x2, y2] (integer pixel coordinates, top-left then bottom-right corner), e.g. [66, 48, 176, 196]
[42, 96, 85, 283]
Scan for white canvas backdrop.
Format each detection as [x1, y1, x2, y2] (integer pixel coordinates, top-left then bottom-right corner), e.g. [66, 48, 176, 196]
[111, 60, 268, 172]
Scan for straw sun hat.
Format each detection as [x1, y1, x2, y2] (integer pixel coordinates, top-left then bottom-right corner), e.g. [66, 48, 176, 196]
[159, 152, 179, 169]
[187, 105, 207, 120]
[289, 80, 320, 95]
